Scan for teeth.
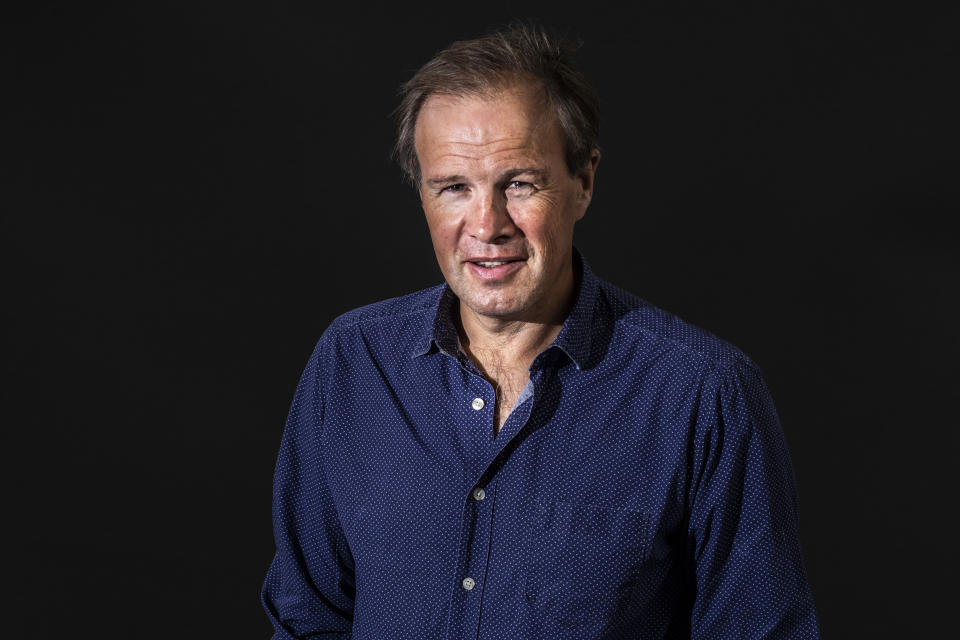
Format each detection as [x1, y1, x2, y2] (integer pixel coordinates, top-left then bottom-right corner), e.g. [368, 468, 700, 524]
[477, 261, 509, 267]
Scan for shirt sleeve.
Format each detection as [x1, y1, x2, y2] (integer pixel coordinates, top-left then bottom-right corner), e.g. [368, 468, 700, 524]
[687, 361, 819, 639]
[261, 337, 355, 639]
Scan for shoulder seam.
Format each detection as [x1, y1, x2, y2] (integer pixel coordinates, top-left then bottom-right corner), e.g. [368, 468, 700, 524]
[331, 300, 437, 331]
[326, 285, 444, 331]
[598, 283, 754, 375]
[625, 320, 744, 375]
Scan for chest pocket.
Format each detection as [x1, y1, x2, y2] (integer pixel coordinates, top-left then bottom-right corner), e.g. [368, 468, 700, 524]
[524, 499, 652, 635]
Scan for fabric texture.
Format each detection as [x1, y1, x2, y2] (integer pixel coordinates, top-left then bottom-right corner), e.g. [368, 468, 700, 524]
[261, 250, 820, 639]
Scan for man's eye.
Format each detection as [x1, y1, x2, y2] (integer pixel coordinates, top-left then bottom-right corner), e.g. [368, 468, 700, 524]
[441, 184, 466, 194]
[506, 181, 535, 196]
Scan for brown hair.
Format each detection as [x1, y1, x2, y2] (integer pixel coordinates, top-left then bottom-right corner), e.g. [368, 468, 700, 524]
[393, 22, 600, 187]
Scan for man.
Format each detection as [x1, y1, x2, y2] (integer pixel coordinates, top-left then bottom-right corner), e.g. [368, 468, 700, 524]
[262, 23, 819, 639]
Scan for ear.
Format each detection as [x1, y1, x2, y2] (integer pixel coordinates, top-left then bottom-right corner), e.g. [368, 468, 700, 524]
[574, 148, 601, 219]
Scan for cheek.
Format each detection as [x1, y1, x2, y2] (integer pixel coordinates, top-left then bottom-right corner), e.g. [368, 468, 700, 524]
[513, 201, 573, 252]
[424, 210, 460, 257]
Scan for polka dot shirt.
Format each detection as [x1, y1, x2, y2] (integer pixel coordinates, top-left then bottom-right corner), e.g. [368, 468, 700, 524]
[261, 249, 820, 639]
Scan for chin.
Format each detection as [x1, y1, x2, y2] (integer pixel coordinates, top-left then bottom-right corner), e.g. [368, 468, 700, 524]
[461, 293, 531, 319]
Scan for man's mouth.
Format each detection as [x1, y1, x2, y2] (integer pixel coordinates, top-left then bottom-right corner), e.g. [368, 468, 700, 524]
[467, 256, 525, 266]
[466, 258, 525, 279]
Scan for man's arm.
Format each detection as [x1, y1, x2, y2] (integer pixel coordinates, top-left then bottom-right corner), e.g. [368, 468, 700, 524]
[261, 339, 355, 639]
[687, 361, 819, 639]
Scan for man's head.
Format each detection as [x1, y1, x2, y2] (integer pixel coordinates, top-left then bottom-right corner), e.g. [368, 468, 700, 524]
[394, 23, 600, 189]
[396, 24, 601, 325]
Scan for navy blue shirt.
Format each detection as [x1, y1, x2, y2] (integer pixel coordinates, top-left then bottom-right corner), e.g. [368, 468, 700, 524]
[262, 251, 819, 639]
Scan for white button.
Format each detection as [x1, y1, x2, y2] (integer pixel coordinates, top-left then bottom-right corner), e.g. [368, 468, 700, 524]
[462, 577, 476, 590]
[471, 398, 485, 410]
[472, 487, 486, 501]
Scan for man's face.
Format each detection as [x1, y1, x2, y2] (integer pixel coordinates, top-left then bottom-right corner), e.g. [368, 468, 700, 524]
[415, 83, 598, 323]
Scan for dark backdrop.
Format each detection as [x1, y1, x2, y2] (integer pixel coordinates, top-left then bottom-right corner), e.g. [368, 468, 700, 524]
[5, 1, 957, 638]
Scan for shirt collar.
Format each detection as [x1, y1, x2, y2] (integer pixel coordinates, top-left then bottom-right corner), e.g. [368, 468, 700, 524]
[412, 247, 599, 370]
[547, 247, 598, 370]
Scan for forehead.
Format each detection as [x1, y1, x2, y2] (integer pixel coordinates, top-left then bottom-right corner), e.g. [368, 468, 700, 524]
[413, 84, 564, 169]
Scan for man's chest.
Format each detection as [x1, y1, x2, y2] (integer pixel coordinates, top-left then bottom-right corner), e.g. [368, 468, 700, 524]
[321, 357, 693, 548]
[491, 367, 530, 434]
[318, 352, 704, 637]
[322, 374, 690, 638]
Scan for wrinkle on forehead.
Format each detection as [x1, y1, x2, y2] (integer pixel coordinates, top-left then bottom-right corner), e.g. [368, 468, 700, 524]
[434, 141, 535, 163]
[414, 84, 563, 175]
[427, 138, 552, 178]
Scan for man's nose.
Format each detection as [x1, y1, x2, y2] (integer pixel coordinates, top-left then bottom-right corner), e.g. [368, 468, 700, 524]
[465, 191, 516, 244]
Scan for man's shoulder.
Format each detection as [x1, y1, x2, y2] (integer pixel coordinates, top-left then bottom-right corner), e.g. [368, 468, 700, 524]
[319, 284, 445, 346]
[596, 278, 756, 375]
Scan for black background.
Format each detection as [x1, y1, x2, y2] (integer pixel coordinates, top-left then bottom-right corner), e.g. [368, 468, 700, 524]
[5, 1, 958, 638]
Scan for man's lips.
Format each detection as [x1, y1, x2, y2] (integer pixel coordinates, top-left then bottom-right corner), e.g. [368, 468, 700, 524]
[462, 256, 525, 281]
[464, 256, 526, 266]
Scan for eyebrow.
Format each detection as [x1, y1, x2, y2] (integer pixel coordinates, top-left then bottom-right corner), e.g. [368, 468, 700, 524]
[425, 175, 468, 189]
[424, 167, 549, 189]
[500, 167, 549, 183]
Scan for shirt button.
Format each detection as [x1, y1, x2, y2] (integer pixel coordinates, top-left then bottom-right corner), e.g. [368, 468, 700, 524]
[471, 398, 485, 410]
[462, 577, 476, 591]
[472, 487, 486, 501]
